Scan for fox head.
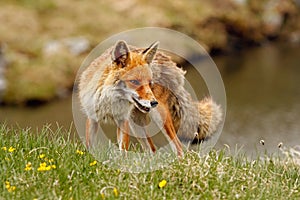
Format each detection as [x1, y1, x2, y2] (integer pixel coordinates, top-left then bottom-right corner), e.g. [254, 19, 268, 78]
[111, 40, 159, 113]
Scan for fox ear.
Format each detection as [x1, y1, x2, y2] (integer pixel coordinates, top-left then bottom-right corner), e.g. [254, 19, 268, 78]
[111, 40, 131, 67]
[142, 41, 159, 64]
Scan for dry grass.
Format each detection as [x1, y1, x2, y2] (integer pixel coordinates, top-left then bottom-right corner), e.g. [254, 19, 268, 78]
[0, 0, 299, 104]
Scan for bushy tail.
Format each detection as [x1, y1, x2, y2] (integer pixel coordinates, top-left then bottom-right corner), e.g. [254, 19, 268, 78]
[193, 97, 223, 143]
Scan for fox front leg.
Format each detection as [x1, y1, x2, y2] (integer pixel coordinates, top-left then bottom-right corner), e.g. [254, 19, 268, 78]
[146, 136, 156, 153]
[157, 106, 183, 157]
[117, 120, 130, 151]
[85, 118, 99, 149]
[163, 114, 183, 157]
[134, 133, 156, 153]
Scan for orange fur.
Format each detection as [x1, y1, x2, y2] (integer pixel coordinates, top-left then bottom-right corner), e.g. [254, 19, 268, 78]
[79, 40, 222, 157]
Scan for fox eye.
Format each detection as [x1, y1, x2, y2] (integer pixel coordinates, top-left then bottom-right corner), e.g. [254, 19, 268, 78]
[129, 80, 140, 85]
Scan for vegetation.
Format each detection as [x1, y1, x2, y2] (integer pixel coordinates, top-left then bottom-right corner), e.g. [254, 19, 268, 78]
[1, 124, 299, 199]
[0, 0, 299, 104]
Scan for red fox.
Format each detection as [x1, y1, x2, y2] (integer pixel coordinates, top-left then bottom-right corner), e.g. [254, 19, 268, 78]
[79, 40, 222, 157]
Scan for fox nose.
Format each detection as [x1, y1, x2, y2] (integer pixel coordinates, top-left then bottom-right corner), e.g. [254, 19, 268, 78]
[150, 100, 158, 108]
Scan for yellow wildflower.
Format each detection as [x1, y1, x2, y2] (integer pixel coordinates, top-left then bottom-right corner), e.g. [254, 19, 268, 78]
[113, 187, 118, 197]
[25, 162, 32, 171]
[37, 158, 56, 172]
[76, 150, 84, 155]
[38, 162, 50, 171]
[9, 185, 16, 192]
[5, 181, 16, 193]
[89, 160, 97, 166]
[158, 179, 167, 188]
[39, 154, 45, 159]
[1, 146, 7, 151]
[37, 162, 46, 171]
[8, 147, 16, 152]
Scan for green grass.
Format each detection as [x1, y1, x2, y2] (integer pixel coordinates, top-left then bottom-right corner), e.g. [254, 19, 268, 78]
[0, 124, 299, 199]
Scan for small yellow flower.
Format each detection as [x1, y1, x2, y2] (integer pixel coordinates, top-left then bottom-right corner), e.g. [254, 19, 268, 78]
[76, 150, 84, 155]
[39, 154, 45, 159]
[37, 160, 56, 172]
[5, 181, 16, 193]
[49, 159, 54, 163]
[8, 146, 16, 152]
[8, 186, 16, 192]
[2, 146, 7, 151]
[38, 162, 49, 171]
[37, 167, 44, 172]
[89, 160, 97, 166]
[158, 179, 167, 188]
[113, 187, 118, 197]
[25, 162, 32, 171]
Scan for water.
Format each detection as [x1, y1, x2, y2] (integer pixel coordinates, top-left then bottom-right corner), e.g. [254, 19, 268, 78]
[215, 42, 300, 155]
[0, 42, 299, 155]
[0, 97, 73, 131]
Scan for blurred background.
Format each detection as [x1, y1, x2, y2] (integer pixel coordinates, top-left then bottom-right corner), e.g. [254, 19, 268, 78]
[0, 0, 299, 155]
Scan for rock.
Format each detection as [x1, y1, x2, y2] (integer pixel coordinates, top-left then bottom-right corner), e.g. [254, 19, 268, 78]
[43, 40, 63, 56]
[262, 0, 284, 36]
[62, 36, 90, 56]
[262, 0, 299, 37]
[0, 79, 6, 96]
[231, 0, 247, 6]
[43, 36, 90, 56]
[289, 32, 300, 43]
[0, 44, 8, 102]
